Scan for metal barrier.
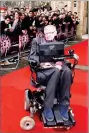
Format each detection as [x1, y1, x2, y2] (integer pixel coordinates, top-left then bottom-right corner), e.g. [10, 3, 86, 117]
[0, 34, 31, 70]
[57, 23, 76, 41]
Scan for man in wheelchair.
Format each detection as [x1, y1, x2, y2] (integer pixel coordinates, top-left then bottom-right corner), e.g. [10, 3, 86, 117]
[28, 25, 74, 123]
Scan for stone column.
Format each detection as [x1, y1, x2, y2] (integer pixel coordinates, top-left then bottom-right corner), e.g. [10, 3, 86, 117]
[76, 1, 87, 38]
[50, 1, 56, 11]
[67, 1, 72, 11]
[51, 1, 72, 11]
[82, 2, 88, 34]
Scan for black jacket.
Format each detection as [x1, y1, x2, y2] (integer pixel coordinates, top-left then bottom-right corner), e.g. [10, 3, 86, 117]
[1, 21, 10, 35]
[28, 37, 44, 66]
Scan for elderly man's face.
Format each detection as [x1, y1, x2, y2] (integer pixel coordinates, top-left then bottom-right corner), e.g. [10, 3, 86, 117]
[44, 25, 57, 41]
[44, 31, 56, 41]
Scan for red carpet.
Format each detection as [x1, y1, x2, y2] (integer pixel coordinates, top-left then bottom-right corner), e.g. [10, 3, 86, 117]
[65, 40, 88, 66]
[1, 40, 88, 132]
[1, 66, 88, 132]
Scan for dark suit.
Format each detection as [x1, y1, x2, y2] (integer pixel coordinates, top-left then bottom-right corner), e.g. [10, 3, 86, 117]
[28, 38, 72, 108]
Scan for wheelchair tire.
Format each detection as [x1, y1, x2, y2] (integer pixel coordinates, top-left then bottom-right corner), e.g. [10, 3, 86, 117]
[20, 116, 35, 130]
[24, 89, 30, 111]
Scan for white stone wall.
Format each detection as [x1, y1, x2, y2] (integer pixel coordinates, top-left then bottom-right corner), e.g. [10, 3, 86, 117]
[51, 1, 72, 11]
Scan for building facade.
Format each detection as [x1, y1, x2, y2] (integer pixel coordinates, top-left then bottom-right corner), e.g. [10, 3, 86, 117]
[50, 1, 88, 38]
[31, 0, 88, 38]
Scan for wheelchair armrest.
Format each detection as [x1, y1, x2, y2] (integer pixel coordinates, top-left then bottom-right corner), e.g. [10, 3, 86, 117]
[29, 60, 37, 66]
[28, 60, 40, 70]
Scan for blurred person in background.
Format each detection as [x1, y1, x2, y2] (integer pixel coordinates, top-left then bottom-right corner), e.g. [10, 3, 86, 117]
[60, 8, 65, 14]
[1, 15, 11, 35]
[0, 8, 7, 21]
[20, 7, 25, 13]
[64, 5, 68, 14]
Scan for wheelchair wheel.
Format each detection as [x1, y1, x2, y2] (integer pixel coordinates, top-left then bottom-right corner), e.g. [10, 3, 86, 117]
[24, 89, 30, 111]
[20, 116, 35, 130]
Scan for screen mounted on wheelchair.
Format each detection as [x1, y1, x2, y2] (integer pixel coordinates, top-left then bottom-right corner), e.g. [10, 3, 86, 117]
[39, 41, 64, 62]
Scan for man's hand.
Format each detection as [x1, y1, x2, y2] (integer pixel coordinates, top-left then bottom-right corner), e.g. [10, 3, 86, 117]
[55, 61, 62, 70]
[4, 28, 9, 31]
[55, 65, 62, 70]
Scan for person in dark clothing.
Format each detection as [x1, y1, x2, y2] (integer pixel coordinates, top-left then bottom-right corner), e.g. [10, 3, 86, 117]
[35, 16, 43, 31]
[20, 13, 28, 32]
[63, 13, 73, 31]
[51, 15, 59, 28]
[22, 11, 34, 34]
[1, 15, 11, 35]
[27, 11, 34, 26]
[48, 16, 52, 25]
[28, 25, 72, 122]
[8, 11, 22, 42]
[64, 14, 73, 24]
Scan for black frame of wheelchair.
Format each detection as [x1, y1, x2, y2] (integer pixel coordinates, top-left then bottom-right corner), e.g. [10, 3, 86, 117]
[24, 49, 79, 130]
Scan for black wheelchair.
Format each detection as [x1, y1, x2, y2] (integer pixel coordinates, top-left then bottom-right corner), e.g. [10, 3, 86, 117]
[20, 41, 79, 131]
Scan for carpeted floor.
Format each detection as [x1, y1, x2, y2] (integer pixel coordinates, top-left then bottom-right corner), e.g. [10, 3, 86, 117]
[65, 40, 88, 66]
[1, 67, 88, 132]
[0, 40, 88, 132]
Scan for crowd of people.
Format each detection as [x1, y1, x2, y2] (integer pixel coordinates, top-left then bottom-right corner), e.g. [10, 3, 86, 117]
[0, 5, 80, 42]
